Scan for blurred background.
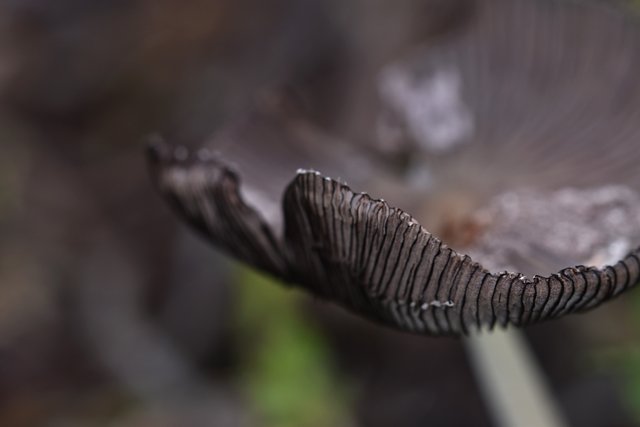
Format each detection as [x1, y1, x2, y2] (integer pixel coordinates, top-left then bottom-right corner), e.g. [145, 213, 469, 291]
[1, 0, 640, 426]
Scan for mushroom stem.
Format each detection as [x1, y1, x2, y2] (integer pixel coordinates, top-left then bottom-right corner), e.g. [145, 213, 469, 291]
[465, 328, 569, 427]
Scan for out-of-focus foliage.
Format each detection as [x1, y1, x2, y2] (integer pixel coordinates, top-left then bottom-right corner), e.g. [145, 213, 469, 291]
[588, 294, 640, 423]
[600, 346, 640, 423]
[234, 268, 354, 427]
[625, 293, 640, 421]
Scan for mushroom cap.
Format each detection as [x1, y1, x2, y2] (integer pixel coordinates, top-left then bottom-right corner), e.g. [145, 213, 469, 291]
[148, 0, 640, 335]
[148, 141, 640, 336]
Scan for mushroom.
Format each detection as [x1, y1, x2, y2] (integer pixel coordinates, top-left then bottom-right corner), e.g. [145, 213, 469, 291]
[147, 0, 640, 336]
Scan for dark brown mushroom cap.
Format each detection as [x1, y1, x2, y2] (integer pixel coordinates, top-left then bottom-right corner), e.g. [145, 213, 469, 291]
[147, 142, 640, 336]
[147, 0, 640, 336]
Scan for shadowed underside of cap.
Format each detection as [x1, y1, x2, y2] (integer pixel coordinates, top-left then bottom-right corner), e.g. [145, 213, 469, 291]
[148, 143, 640, 336]
[147, 142, 287, 278]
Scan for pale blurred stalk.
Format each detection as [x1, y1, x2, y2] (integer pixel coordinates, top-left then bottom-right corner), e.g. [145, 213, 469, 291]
[465, 328, 569, 427]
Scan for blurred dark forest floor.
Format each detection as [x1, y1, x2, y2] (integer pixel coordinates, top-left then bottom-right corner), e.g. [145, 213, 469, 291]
[0, 1, 639, 426]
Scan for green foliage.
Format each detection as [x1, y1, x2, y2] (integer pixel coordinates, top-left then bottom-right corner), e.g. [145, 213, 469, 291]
[234, 268, 353, 427]
[590, 292, 640, 423]
[615, 346, 640, 423]
[626, 292, 640, 421]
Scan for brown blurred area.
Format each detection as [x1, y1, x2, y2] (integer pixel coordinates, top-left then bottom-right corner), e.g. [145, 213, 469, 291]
[0, 0, 639, 426]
